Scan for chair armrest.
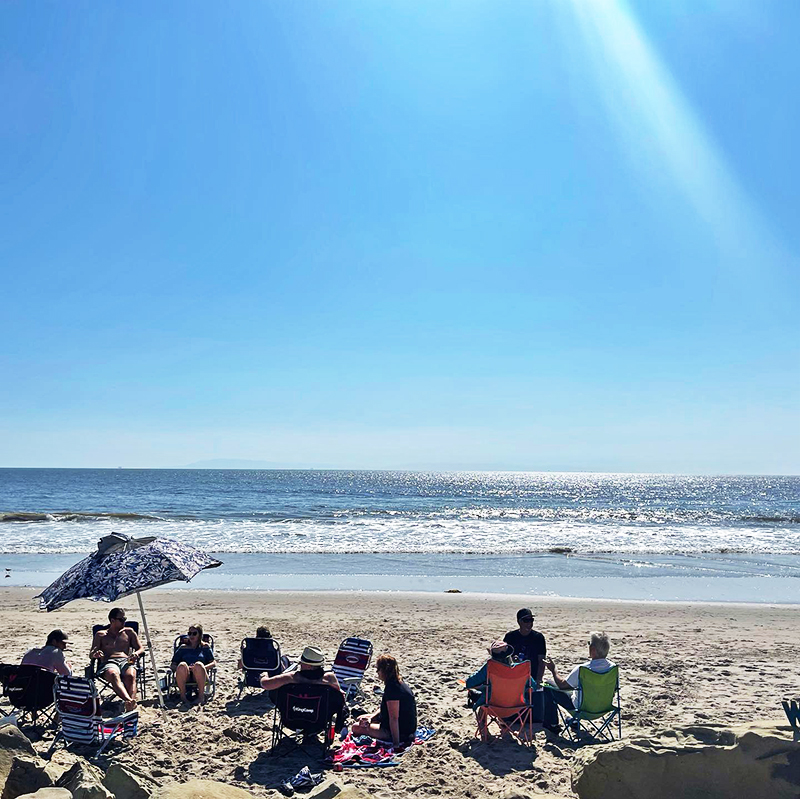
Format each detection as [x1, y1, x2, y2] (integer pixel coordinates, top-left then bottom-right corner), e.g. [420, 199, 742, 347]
[542, 681, 573, 694]
[105, 709, 139, 725]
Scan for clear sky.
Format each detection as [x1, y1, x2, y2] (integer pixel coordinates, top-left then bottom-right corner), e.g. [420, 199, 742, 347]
[1, 0, 798, 473]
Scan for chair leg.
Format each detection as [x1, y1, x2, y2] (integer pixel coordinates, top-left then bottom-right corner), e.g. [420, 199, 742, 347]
[95, 724, 121, 758]
[44, 731, 62, 760]
[557, 706, 579, 742]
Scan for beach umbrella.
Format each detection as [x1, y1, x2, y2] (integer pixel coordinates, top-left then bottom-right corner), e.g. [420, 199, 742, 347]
[36, 532, 222, 709]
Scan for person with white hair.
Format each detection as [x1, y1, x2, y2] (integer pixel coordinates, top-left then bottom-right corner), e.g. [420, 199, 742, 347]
[541, 631, 615, 733]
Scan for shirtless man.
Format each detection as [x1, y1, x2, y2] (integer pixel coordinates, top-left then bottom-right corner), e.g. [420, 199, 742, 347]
[89, 607, 143, 710]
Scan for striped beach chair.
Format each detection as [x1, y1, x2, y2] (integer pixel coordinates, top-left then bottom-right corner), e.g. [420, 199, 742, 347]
[48, 676, 138, 757]
[332, 637, 373, 704]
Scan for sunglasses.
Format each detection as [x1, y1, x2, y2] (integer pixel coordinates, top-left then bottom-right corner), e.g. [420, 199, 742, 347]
[188, 631, 199, 636]
[520, 616, 534, 623]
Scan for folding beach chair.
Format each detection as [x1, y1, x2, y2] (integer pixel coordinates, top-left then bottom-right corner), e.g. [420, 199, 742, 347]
[48, 675, 138, 758]
[164, 632, 217, 701]
[556, 665, 622, 743]
[782, 698, 800, 742]
[475, 660, 540, 746]
[90, 620, 146, 701]
[270, 682, 345, 759]
[332, 637, 373, 704]
[237, 637, 283, 700]
[0, 664, 57, 728]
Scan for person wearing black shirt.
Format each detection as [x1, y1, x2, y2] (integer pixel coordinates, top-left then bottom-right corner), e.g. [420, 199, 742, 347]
[352, 653, 417, 747]
[503, 607, 547, 683]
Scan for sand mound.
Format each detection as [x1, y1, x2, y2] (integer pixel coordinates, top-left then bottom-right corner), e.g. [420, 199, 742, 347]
[572, 723, 800, 799]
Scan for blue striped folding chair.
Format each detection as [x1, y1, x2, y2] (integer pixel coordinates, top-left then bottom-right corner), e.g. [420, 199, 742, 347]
[48, 676, 138, 758]
[332, 637, 373, 704]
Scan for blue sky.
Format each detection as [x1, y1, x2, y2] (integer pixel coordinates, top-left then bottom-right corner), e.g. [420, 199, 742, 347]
[1, 0, 798, 472]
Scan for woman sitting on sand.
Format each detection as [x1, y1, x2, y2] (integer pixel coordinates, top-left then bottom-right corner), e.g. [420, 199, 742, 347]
[171, 622, 215, 705]
[351, 654, 417, 749]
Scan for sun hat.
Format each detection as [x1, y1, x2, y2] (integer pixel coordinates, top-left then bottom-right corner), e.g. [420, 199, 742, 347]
[300, 646, 325, 666]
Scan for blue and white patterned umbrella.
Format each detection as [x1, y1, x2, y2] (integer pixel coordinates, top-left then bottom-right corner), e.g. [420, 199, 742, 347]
[35, 532, 222, 710]
[36, 532, 222, 611]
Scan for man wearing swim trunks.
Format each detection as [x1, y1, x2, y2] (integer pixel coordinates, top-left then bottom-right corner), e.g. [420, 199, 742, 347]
[90, 607, 143, 711]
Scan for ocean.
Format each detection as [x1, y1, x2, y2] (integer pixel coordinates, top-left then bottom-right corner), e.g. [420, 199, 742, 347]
[1, 469, 798, 602]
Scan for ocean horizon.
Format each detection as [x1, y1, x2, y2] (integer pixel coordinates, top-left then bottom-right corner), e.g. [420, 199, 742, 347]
[2, 468, 798, 603]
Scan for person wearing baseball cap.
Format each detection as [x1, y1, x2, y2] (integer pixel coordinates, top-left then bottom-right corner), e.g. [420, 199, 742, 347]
[21, 629, 73, 676]
[503, 608, 547, 683]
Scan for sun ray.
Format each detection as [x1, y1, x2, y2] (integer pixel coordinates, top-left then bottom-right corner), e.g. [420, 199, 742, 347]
[561, 0, 779, 261]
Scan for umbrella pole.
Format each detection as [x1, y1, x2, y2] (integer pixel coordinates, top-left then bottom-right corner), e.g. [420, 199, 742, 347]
[136, 590, 166, 712]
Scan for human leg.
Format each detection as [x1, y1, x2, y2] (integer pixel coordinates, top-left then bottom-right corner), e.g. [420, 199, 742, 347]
[174, 663, 190, 703]
[350, 719, 391, 741]
[121, 662, 137, 706]
[190, 662, 208, 702]
[543, 686, 574, 728]
[100, 663, 135, 709]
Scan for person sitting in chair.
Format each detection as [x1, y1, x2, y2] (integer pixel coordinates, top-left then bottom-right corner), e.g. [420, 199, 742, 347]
[259, 645, 340, 692]
[90, 608, 143, 711]
[21, 629, 72, 677]
[351, 654, 417, 749]
[171, 622, 215, 705]
[542, 630, 615, 733]
[466, 640, 537, 741]
[465, 639, 514, 709]
[237, 625, 275, 670]
[504, 607, 547, 683]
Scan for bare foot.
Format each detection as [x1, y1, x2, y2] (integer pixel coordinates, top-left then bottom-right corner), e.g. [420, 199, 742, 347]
[124, 699, 137, 712]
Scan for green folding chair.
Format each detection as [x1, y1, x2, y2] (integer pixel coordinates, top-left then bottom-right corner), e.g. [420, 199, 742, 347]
[557, 665, 621, 743]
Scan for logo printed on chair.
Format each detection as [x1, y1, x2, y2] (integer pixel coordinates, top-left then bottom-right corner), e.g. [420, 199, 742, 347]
[291, 705, 315, 714]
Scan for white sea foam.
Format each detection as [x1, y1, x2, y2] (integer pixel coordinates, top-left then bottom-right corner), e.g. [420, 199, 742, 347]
[0, 515, 798, 555]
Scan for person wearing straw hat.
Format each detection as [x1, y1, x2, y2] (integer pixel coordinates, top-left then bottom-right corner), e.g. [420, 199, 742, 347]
[260, 646, 341, 692]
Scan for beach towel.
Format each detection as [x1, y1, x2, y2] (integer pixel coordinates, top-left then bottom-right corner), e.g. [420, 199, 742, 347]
[326, 725, 435, 768]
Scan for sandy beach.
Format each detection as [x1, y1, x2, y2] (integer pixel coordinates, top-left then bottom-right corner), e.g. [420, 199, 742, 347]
[1, 586, 798, 797]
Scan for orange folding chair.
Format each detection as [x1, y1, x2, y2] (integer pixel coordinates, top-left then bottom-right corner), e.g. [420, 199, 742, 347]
[475, 659, 539, 745]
